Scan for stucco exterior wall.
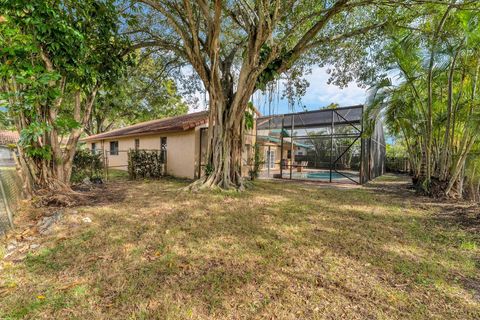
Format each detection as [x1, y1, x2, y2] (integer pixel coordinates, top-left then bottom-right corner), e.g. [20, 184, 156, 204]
[89, 130, 197, 179]
[86, 115, 258, 180]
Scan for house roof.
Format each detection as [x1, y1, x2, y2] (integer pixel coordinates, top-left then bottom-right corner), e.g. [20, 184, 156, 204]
[82, 111, 209, 142]
[0, 130, 19, 145]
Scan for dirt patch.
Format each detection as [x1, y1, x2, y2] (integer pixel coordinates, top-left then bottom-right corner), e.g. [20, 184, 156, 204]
[462, 276, 480, 301]
[72, 181, 129, 206]
[433, 204, 480, 233]
[364, 174, 419, 201]
[0, 181, 129, 263]
[367, 175, 480, 233]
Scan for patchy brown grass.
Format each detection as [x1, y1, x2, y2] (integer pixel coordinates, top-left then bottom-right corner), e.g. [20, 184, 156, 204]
[1, 175, 479, 319]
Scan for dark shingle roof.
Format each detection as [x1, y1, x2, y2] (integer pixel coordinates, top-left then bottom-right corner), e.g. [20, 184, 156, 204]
[82, 111, 209, 142]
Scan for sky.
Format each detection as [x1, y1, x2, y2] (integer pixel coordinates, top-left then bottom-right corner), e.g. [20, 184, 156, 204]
[189, 66, 368, 116]
[254, 66, 368, 116]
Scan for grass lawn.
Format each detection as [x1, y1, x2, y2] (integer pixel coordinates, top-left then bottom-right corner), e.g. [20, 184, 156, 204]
[1, 175, 479, 319]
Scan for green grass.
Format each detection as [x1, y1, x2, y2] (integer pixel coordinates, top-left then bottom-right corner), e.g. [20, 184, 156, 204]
[1, 175, 479, 319]
[106, 168, 130, 180]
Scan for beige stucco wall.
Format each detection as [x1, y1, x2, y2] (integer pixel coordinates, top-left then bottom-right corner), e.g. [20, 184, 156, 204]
[86, 116, 258, 180]
[89, 130, 197, 179]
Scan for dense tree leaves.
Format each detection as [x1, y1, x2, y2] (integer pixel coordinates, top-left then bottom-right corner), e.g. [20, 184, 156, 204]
[0, 0, 130, 191]
[366, 2, 480, 198]
[87, 54, 188, 134]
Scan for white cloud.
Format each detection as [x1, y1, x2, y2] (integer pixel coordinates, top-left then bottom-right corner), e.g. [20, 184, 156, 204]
[285, 66, 366, 109]
[188, 66, 367, 115]
[253, 66, 367, 115]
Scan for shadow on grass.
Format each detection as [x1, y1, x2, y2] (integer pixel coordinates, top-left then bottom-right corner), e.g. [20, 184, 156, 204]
[3, 176, 480, 319]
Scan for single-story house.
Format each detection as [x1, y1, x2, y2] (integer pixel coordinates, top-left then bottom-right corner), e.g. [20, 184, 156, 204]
[0, 130, 20, 234]
[0, 130, 19, 165]
[81, 111, 257, 179]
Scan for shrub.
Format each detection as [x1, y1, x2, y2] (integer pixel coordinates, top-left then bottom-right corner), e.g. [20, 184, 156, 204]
[128, 150, 165, 179]
[71, 150, 103, 183]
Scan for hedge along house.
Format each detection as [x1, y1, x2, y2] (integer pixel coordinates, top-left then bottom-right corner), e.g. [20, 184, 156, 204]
[81, 111, 258, 180]
[82, 112, 209, 179]
[256, 105, 385, 184]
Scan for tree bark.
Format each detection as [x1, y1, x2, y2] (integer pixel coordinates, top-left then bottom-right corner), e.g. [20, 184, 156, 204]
[425, 3, 453, 189]
[192, 91, 247, 190]
[15, 86, 98, 193]
[439, 41, 463, 181]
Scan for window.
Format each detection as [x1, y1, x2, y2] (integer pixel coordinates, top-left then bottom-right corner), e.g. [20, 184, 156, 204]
[134, 138, 140, 150]
[160, 137, 167, 162]
[91, 143, 96, 154]
[110, 141, 119, 155]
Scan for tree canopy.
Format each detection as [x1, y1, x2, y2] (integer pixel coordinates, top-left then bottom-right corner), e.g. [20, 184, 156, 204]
[0, 0, 130, 191]
[2, 0, 480, 198]
[367, 1, 480, 198]
[127, 0, 411, 189]
[86, 53, 188, 135]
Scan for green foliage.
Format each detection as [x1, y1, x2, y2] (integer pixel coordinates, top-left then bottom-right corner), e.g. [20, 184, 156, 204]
[366, 3, 480, 197]
[249, 143, 264, 181]
[256, 49, 291, 91]
[0, 0, 131, 184]
[244, 102, 255, 130]
[203, 163, 214, 177]
[71, 149, 103, 183]
[386, 143, 407, 159]
[54, 116, 81, 135]
[18, 123, 52, 160]
[128, 150, 165, 180]
[88, 55, 188, 134]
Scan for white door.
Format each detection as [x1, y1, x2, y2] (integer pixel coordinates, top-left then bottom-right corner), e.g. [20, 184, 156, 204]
[265, 149, 276, 169]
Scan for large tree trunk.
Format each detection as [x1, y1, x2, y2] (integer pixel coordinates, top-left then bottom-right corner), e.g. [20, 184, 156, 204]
[194, 95, 246, 190]
[15, 87, 97, 194]
[18, 143, 72, 192]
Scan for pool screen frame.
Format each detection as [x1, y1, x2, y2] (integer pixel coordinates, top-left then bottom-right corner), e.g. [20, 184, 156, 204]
[256, 105, 367, 185]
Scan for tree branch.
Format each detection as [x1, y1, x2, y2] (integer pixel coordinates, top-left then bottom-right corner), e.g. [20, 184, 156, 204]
[303, 20, 390, 50]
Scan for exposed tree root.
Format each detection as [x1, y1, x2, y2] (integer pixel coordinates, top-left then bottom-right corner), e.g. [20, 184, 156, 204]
[184, 175, 248, 192]
[34, 187, 87, 208]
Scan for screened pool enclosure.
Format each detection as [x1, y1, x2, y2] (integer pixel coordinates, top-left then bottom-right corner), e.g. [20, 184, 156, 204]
[256, 105, 385, 184]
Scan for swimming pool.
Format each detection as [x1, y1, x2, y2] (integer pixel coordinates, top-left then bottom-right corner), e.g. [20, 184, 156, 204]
[284, 171, 359, 181]
[308, 172, 344, 180]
